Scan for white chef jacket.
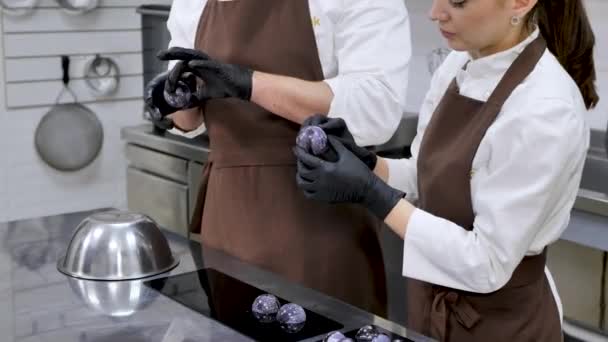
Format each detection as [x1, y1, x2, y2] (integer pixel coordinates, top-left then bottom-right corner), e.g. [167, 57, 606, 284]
[386, 28, 589, 316]
[165, 0, 411, 146]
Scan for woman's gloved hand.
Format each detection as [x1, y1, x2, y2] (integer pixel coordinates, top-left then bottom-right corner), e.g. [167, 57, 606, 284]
[159, 47, 253, 101]
[294, 136, 404, 220]
[302, 115, 378, 170]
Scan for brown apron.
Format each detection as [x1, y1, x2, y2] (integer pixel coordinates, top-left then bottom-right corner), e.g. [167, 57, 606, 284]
[188, 0, 387, 316]
[407, 36, 563, 341]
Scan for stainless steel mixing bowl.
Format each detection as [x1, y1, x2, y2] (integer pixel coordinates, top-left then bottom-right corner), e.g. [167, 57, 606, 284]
[68, 277, 164, 317]
[57, 210, 179, 281]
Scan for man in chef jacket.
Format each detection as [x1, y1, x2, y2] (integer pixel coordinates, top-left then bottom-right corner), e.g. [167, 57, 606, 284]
[143, 0, 412, 316]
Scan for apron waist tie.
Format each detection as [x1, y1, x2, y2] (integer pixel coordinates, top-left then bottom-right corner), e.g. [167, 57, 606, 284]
[430, 289, 481, 341]
[428, 250, 547, 341]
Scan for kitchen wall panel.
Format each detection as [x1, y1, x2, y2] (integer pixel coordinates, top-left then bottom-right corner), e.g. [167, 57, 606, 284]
[0, 100, 144, 221]
[6, 75, 142, 107]
[4, 31, 141, 58]
[0, 0, 172, 222]
[5, 53, 142, 82]
[403, 0, 447, 114]
[35, 0, 168, 6]
[0, 13, 8, 222]
[585, 0, 608, 131]
[589, 72, 608, 132]
[3, 8, 140, 32]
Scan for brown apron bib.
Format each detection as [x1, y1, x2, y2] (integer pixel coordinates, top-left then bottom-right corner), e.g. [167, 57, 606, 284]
[188, 0, 387, 316]
[408, 36, 562, 341]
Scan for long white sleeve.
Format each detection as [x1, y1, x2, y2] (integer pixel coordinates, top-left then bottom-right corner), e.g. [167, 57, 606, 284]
[324, 0, 411, 147]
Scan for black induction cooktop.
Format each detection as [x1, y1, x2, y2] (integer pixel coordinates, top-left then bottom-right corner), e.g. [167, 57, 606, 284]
[342, 325, 413, 341]
[144, 268, 343, 341]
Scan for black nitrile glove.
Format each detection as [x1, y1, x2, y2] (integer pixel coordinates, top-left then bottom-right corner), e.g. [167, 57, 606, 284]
[143, 49, 210, 129]
[143, 71, 177, 130]
[158, 47, 210, 101]
[187, 58, 253, 100]
[159, 47, 253, 101]
[302, 115, 378, 170]
[294, 136, 404, 220]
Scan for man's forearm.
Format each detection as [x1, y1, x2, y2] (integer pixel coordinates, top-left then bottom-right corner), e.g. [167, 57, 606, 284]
[250, 71, 334, 124]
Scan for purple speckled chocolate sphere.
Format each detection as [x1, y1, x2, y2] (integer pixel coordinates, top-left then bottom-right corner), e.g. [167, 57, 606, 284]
[355, 325, 379, 341]
[370, 333, 391, 342]
[324, 331, 346, 342]
[296, 125, 328, 156]
[251, 294, 280, 323]
[163, 80, 192, 108]
[276, 303, 306, 333]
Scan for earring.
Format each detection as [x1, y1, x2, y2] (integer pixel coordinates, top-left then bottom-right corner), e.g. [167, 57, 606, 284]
[511, 16, 521, 26]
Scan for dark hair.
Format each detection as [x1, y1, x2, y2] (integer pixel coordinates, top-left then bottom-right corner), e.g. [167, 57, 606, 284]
[528, 0, 599, 109]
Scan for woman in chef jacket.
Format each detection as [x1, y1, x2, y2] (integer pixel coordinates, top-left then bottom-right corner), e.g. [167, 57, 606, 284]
[294, 0, 599, 340]
[143, 0, 412, 316]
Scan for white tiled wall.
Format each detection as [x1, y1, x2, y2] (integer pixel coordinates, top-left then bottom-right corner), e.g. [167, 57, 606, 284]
[0, 11, 6, 222]
[586, 0, 608, 131]
[403, 0, 447, 114]
[404, 0, 608, 130]
[0, 0, 171, 223]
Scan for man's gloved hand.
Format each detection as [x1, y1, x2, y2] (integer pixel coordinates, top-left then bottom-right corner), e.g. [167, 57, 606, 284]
[159, 47, 253, 101]
[143, 49, 210, 130]
[294, 136, 404, 220]
[143, 71, 177, 130]
[302, 115, 378, 170]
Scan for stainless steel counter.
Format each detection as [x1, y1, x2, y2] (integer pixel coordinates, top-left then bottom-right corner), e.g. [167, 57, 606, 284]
[121, 124, 210, 164]
[0, 209, 432, 342]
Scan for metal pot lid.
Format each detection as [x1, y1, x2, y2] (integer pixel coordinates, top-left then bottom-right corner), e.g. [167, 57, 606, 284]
[35, 103, 104, 172]
[0, 0, 39, 16]
[55, 0, 98, 14]
[84, 55, 120, 97]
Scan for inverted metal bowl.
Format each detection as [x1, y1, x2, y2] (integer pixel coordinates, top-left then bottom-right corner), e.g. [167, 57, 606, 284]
[68, 277, 164, 317]
[57, 210, 179, 281]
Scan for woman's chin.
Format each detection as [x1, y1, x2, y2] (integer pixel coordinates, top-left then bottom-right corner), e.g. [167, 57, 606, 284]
[445, 40, 467, 52]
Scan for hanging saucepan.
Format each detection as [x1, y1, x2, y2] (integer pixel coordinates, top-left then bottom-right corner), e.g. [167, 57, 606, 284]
[0, 0, 39, 16]
[35, 56, 104, 172]
[55, 0, 98, 15]
[84, 54, 120, 97]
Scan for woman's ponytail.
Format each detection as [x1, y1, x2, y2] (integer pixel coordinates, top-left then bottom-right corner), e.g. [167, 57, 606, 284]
[530, 0, 599, 109]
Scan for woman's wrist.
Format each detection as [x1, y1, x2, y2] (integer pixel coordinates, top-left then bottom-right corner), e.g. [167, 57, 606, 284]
[373, 157, 389, 183]
[384, 199, 415, 239]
